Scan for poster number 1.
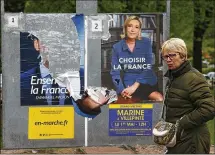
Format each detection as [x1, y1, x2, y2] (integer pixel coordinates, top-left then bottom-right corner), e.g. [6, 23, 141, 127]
[8, 16, 18, 27]
[92, 20, 102, 32]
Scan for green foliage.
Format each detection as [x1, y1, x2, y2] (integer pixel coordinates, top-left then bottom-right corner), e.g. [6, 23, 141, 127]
[98, 0, 127, 13]
[202, 68, 215, 74]
[24, 0, 76, 13]
[170, 0, 194, 55]
[208, 58, 215, 64]
[193, 0, 214, 35]
[123, 0, 166, 13]
[4, 0, 26, 12]
[203, 15, 215, 59]
[192, 0, 214, 71]
[98, 0, 166, 13]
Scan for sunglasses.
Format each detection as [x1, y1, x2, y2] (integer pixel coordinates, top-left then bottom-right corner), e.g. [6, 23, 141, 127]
[162, 52, 180, 61]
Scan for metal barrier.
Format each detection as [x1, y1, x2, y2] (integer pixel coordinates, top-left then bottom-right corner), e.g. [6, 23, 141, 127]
[1, 0, 169, 149]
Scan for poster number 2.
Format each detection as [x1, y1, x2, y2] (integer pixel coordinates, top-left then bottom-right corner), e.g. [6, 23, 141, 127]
[95, 23, 98, 29]
[8, 16, 18, 27]
[92, 20, 102, 32]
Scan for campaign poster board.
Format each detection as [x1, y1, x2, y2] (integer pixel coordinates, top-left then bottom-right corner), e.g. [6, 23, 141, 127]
[100, 14, 164, 137]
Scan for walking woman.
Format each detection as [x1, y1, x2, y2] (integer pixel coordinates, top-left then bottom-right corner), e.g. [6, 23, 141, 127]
[161, 38, 215, 154]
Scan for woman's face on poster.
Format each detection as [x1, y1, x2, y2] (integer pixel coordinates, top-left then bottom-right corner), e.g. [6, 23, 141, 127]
[34, 39, 41, 51]
[33, 39, 49, 68]
[126, 20, 141, 39]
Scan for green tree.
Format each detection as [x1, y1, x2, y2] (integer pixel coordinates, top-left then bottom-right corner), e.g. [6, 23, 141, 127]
[24, 0, 75, 13]
[170, 0, 194, 57]
[98, 0, 126, 13]
[4, 0, 26, 12]
[124, 0, 165, 13]
[193, 0, 214, 72]
[98, 0, 166, 13]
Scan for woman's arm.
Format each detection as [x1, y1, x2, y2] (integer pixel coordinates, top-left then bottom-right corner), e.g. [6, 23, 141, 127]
[110, 47, 125, 94]
[179, 75, 215, 130]
[136, 38, 157, 85]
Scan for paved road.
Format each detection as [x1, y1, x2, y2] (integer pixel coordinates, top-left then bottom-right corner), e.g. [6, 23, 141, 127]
[1, 145, 214, 154]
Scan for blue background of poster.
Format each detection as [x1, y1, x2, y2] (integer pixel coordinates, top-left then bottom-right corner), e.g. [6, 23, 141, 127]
[109, 108, 152, 136]
[20, 14, 85, 106]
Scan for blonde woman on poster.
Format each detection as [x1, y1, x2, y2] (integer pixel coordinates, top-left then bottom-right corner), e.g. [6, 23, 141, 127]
[110, 16, 163, 103]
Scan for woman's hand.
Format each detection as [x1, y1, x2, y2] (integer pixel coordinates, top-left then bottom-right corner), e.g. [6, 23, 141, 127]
[121, 90, 132, 99]
[121, 82, 140, 98]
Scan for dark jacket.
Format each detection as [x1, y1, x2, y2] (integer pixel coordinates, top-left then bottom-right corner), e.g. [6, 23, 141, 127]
[164, 61, 215, 154]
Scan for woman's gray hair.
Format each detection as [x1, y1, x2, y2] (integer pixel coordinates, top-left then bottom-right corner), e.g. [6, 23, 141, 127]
[161, 38, 188, 60]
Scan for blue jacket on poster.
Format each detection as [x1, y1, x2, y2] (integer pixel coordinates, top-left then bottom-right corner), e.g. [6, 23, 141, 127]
[110, 37, 157, 94]
[20, 32, 41, 73]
